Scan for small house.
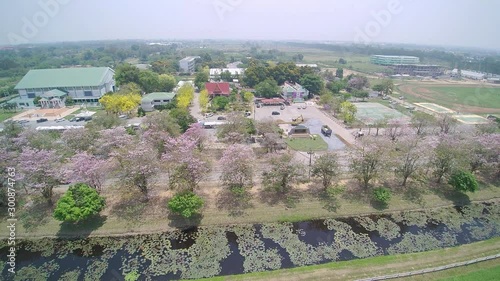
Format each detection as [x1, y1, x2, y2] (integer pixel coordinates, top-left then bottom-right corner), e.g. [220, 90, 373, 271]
[141, 92, 176, 112]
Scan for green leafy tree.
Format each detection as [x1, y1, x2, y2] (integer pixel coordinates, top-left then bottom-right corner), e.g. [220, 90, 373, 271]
[353, 90, 369, 101]
[300, 74, 324, 95]
[242, 91, 254, 104]
[168, 192, 204, 218]
[158, 74, 176, 92]
[311, 152, 340, 189]
[340, 101, 357, 124]
[169, 108, 196, 133]
[381, 79, 394, 95]
[65, 96, 75, 106]
[194, 68, 209, 89]
[53, 183, 106, 222]
[449, 170, 478, 193]
[243, 61, 270, 87]
[335, 68, 344, 79]
[211, 96, 230, 111]
[33, 96, 41, 106]
[372, 84, 384, 92]
[255, 79, 279, 98]
[220, 70, 233, 82]
[138, 70, 160, 93]
[137, 107, 146, 117]
[115, 63, 141, 86]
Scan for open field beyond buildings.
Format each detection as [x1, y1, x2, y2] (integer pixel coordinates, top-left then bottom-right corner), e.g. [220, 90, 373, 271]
[354, 102, 408, 124]
[398, 83, 500, 115]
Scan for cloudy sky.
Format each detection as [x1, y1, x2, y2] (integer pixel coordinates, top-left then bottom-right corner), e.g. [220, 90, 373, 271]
[1, 0, 499, 49]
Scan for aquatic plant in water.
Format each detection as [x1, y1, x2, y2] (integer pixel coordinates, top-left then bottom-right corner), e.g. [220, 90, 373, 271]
[391, 210, 429, 227]
[231, 225, 282, 273]
[387, 231, 442, 255]
[23, 238, 55, 257]
[355, 217, 401, 240]
[324, 219, 380, 258]
[14, 261, 59, 281]
[59, 269, 82, 281]
[83, 259, 109, 281]
[260, 223, 322, 266]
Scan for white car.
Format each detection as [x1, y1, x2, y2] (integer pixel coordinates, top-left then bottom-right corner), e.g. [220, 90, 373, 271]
[55, 118, 65, 122]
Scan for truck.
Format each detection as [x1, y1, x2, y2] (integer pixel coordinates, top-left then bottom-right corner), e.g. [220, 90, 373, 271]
[321, 125, 332, 137]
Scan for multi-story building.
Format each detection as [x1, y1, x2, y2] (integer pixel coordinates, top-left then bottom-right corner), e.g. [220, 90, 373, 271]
[12, 67, 115, 108]
[391, 64, 444, 77]
[179, 56, 200, 73]
[371, 55, 420, 65]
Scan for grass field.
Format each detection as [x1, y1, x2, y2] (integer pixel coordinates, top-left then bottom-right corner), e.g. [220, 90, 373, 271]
[286, 135, 328, 151]
[398, 83, 500, 114]
[0, 111, 19, 122]
[355, 102, 407, 124]
[195, 237, 500, 281]
[453, 114, 490, 125]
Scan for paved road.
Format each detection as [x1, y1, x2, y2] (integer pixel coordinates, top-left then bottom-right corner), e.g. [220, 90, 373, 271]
[254, 103, 357, 147]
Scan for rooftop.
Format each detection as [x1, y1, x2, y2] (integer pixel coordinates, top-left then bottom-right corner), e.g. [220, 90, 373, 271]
[142, 92, 176, 102]
[179, 56, 200, 63]
[15, 67, 114, 89]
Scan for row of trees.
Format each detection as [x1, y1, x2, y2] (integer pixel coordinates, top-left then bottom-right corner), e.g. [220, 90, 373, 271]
[114, 63, 177, 93]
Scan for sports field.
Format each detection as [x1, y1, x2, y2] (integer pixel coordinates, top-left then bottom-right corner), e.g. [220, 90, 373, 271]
[398, 83, 500, 114]
[453, 114, 490, 124]
[415, 102, 456, 114]
[355, 102, 407, 125]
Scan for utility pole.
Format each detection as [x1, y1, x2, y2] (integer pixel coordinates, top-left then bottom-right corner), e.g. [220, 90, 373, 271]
[307, 150, 314, 179]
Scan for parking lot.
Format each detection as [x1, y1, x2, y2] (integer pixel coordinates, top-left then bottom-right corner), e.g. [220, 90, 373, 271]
[254, 103, 350, 150]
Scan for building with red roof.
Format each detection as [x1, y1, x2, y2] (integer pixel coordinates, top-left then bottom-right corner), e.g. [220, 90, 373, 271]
[205, 82, 230, 97]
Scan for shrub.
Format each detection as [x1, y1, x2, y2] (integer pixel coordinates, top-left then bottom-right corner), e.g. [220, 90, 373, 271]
[53, 183, 106, 222]
[373, 187, 392, 205]
[449, 170, 478, 193]
[168, 192, 204, 218]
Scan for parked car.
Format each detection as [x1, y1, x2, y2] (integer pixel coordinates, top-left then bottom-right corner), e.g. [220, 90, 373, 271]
[205, 113, 214, 118]
[118, 114, 129, 119]
[55, 118, 65, 122]
[271, 111, 280, 115]
[217, 116, 226, 120]
[36, 118, 48, 123]
[70, 117, 84, 122]
[321, 125, 332, 137]
[244, 111, 251, 117]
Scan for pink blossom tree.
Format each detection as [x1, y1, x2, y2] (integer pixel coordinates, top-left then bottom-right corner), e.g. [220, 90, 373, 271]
[183, 122, 208, 151]
[93, 127, 135, 158]
[163, 135, 210, 192]
[219, 144, 255, 190]
[64, 152, 110, 191]
[61, 128, 97, 153]
[17, 147, 63, 205]
[393, 136, 429, 186]
[110, 141, 160, 199]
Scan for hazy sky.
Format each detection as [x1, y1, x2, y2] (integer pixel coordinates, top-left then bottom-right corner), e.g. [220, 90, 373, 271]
[1, 0, 499, 49]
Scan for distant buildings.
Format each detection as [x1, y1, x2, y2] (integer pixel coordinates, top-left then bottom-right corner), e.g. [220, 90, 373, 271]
[179, 56, 200, 73]
[12, 67, 115, 108]
[281, 82, 309, 102]
[141, 92, 176, 112]
[209, 68, 245, 80]
[391, 64, 444, 77]
[205, 82, 231, 97]
[175, 80, 195, 91]
[371, 55, 420, 65]
[296, 63, 318, 68]
[451, 69, 486, 80]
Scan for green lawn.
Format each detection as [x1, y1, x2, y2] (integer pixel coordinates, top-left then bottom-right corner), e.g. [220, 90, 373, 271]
[436, 264, 500, 281]
[398, 84, 500, 114]
[286, 135, 328, 151]
[0, 111, 19, 122]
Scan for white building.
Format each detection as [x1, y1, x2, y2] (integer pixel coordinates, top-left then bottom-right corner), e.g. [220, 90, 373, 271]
[209, 68, 245, 80]
[13, 67, 115, 108]
[179, 56, 200, 73]
[451, 69, 486, 80]
[141, 92, 176, 112]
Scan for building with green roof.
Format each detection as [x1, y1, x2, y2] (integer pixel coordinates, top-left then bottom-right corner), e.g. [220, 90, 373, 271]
[13, 67, 115, 108]
[141, 92, 177, 111]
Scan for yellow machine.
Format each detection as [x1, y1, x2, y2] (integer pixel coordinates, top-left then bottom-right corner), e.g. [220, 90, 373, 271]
[291, 115, 304, 126]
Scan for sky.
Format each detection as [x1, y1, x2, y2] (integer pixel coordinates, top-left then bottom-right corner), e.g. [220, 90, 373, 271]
[0, 0, 499, 50]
